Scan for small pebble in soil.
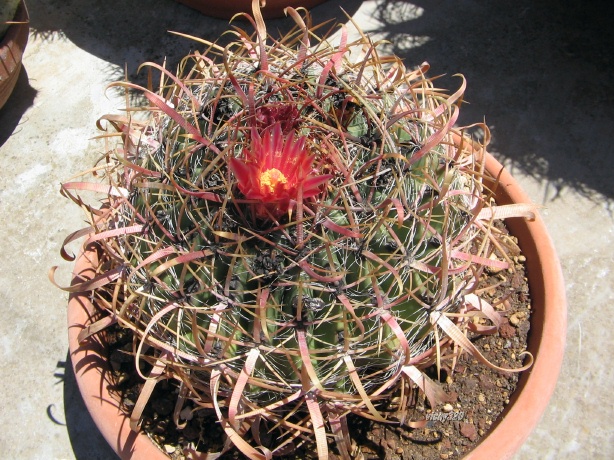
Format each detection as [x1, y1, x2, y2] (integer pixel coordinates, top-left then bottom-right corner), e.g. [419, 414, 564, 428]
[460, 421, 478, 441]
[499, 322, 516, 339]
[509, 312, 525, 326]
[180, 406, 193, 421]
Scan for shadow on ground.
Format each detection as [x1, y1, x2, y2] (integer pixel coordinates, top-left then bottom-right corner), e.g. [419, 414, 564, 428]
[370, 0, 614, 202]
[0, 68, 38, 148]
[26, 0, 362, 86]
[63, 352, 118, 460]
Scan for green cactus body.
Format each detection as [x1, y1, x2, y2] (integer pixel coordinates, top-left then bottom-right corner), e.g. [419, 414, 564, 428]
[126, 48, 469, 399]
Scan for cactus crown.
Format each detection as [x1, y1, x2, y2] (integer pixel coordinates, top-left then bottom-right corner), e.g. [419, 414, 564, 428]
[58, 1, 533, 458]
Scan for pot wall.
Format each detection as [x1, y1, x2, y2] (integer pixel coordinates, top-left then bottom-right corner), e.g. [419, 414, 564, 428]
[67, 249, 168, 459]
[0, 0, 29, 110]
[465, 154, 567, 459]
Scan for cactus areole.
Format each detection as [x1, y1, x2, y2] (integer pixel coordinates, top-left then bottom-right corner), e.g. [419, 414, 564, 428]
[57, 0, 536, 458]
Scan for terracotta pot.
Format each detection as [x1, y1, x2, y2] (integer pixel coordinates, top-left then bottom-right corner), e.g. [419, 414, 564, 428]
[67, 153, 566, 459]
[174, 0, 330, 19]
[465, 154, 567, 459]
[0, 0, 29, 110]
[67, 249, 166, 459]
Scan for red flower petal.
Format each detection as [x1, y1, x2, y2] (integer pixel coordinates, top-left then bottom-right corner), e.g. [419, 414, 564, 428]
[231, 122, 330, 218]
[302, 174, 334, 198]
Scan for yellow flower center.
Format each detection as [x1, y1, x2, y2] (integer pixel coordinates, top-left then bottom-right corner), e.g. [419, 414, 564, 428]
[259, 168, 288, 194]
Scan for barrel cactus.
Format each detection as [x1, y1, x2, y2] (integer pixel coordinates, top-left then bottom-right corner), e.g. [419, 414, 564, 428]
[57, 1, 533, 458]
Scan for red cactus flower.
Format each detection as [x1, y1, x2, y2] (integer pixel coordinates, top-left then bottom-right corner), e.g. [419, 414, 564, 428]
[230, 123, 331, 219]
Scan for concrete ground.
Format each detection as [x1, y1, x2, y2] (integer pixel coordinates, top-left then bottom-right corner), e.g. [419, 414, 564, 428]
[0, 0, 612, 458]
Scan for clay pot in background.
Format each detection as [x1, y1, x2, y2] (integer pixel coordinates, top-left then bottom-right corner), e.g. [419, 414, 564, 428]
[0, 0, 29, 110]
[175, 0, 329, 19]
